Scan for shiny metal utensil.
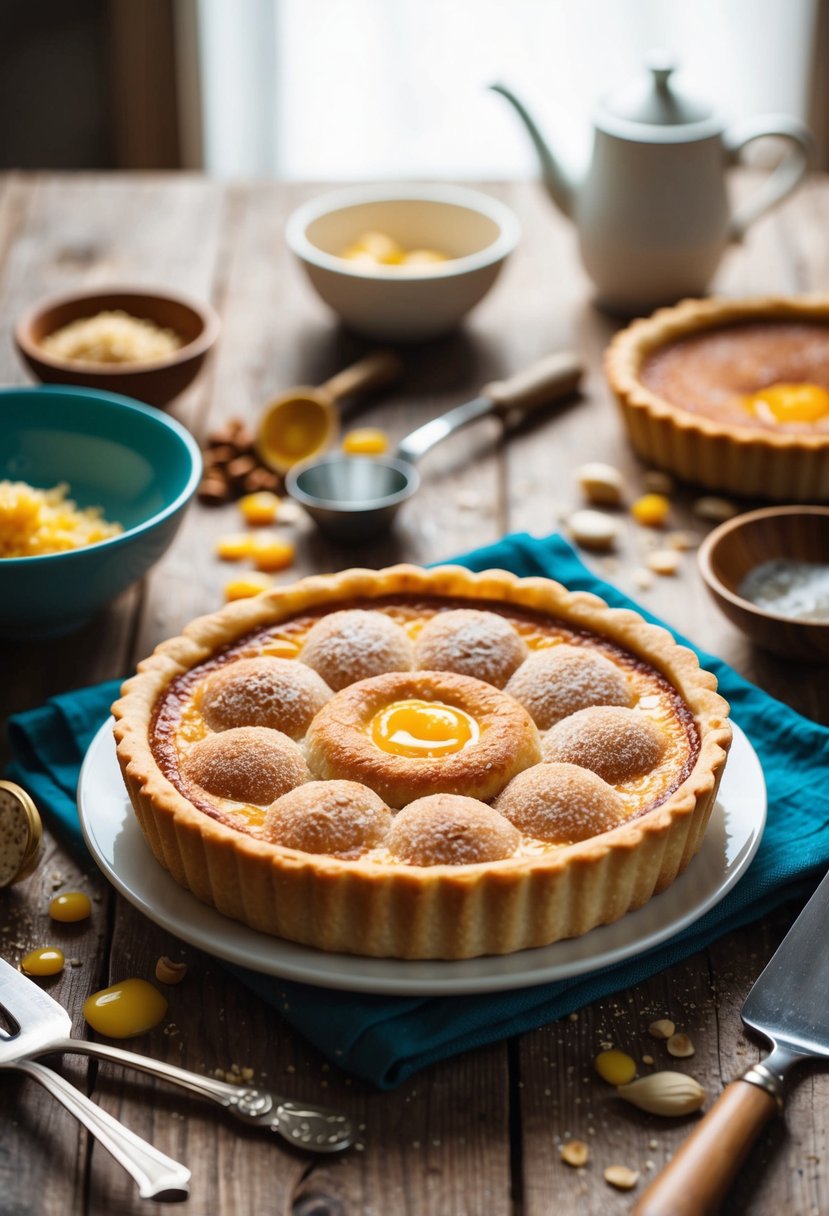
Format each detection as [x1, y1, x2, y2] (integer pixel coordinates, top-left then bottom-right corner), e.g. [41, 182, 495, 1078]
[285, 350, 583, 541]
[0, 982, 190, 1202]
[0, 957, 354, 1154]
[635, 864, 829, 1216]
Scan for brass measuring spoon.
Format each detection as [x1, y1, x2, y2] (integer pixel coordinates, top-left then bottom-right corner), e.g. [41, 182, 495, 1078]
[257, 350, 402, 473]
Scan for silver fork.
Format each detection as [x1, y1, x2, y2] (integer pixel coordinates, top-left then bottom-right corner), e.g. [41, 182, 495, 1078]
[0, 957, 355, 1153]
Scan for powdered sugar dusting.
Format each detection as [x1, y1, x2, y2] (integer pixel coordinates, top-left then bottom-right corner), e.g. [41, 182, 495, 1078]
[300, 610, 414, 691]
[183, 726, 309, 804]
[388, 794, 520, 865]
[415, 609, 527, 688]
[505, 644, 630, 729]
[200, 657, 332, 738]
[542, 706, 665, 785]
[495, 762, 626, 844]
[263, 780, 391, 855]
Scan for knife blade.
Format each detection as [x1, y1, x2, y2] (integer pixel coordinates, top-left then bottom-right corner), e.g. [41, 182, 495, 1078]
[634, 865, 829, 1216]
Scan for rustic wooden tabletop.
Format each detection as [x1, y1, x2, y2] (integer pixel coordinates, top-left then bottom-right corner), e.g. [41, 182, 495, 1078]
[0, 174, 827, 1216]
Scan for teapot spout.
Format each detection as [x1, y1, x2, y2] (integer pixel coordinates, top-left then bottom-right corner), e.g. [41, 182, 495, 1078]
[490, 83, 576, 218]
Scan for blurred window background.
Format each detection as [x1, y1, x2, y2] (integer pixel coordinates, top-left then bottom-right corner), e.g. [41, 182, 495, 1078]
[1, 0, 826, 175]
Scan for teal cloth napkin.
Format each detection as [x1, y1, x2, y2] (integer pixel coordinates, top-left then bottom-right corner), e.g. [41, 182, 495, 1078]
[6, 533, 829, 1089]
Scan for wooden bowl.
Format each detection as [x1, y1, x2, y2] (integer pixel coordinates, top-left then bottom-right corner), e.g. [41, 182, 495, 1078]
[698, 506, 829, 662]
[15, 288, 220, 408]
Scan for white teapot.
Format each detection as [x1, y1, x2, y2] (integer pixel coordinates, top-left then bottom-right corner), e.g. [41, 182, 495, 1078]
[492, 56, 813, 314]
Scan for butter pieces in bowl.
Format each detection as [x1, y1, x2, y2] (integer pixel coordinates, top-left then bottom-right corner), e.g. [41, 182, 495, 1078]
[286, 184, 520, 341]
[15, 287, 220, 408]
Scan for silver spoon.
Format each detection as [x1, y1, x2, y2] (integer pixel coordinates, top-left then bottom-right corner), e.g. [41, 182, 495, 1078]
[285, 350, 582, 541]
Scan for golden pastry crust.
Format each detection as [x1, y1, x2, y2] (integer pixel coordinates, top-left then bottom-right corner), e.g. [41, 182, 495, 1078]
[605, 294, 829, 501]
[112, 563, 732, 960]
[305, 670, 541, 808]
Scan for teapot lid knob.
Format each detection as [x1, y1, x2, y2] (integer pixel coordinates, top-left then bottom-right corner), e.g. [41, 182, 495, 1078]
[600, 52, 714, 130]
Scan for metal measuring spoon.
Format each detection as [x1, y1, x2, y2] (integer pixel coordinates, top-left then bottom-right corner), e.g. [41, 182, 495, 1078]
[285, 350, 583, 541]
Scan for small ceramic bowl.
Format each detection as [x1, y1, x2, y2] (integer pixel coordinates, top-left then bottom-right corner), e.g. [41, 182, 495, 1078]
[697, 505, 829, 661]
[285, 184, 520, 341]
[15, 287, 220, 408]
[0, 386, 201, 637]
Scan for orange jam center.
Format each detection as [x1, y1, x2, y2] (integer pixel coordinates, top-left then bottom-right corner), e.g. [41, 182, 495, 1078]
[742, 382, 829, 424]
[370, 699, 479, 758]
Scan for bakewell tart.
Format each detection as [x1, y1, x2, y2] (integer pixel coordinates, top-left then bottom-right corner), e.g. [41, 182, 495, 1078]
[112, 565, 731, 960]
[605, 295, 829, 501]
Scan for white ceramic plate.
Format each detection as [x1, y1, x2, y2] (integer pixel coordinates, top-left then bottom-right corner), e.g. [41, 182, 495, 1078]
[79, 720, 765, 996]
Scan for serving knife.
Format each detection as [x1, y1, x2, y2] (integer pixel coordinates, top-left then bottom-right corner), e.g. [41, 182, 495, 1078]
[634, 865, 829, 1215]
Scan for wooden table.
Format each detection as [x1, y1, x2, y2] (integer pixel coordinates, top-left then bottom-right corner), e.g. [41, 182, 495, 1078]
[1, 174, 827, 1216]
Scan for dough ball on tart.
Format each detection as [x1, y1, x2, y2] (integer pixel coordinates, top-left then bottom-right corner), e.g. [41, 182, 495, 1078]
[305, 669, 541, 809]
[182, 726, 309, 805]
[262, 780, 391, 855]
[299, 609, 414, 691]
[388, 794, 520, 866]
[494, 762, 627, 844]
[504, 644, 630, 729]
[414, 608, 527, 688]
[199, 656, 332, 739]
[542, 706, 665, 785]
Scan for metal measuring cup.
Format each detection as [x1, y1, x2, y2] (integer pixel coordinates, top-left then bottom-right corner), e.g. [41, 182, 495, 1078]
[285, 351, 582, 541]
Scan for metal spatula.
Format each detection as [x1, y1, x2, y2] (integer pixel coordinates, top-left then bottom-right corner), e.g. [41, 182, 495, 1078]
[635, 865, 829, 1215]
[0, 956, 354, 1153]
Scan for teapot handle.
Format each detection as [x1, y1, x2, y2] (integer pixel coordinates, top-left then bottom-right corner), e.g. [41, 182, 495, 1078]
[725, 115, 813, 242]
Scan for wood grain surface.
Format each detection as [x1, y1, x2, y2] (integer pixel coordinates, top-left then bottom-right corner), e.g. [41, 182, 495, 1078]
[1, 174, 828, 1216]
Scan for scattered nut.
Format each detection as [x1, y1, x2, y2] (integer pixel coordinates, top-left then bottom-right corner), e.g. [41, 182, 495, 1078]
[617, 1071, 707, 1116]
[667, 1032, 695, 1058]
[576, 461, 625, 506]
[641, 1054, 654, 1066]
[560, 1140, 590, 1168]
[646, 549, 681, 576]
[594, 1049, 637, 1086]
[155, 956, 188, 985]
[693, 495, 739, 523]
[665, 530, 698, 551]
[632, 567, 653, 591]
[648, 1019, 676, 1040]
[643, 470, 674, 495]
[604, 1165, 640, 1191]
[568, 508, 620, 551]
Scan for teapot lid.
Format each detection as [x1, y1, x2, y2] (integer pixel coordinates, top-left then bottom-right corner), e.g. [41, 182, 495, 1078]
[598, 53, 720, 140]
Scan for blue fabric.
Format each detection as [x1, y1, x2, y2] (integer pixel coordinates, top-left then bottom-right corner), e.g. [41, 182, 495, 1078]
[6, 533, 829, 1089]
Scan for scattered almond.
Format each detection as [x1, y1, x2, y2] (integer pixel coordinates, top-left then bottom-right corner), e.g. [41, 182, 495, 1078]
[641, 1054, 654, 1066]
[576, 461, 625, 506]
[643, 470, 674, 495]
[665, 530, 698, 551]
[648, 1019, 676, 1040]
[155, 956, 188, 985]
[617, 1071, 706, 1116]
[646, 549, 681, 576]
[667, 1032, 695, 1058]
[560, 1140, 590, 1168]
[693, 495, 739, 523]
[568, 508, 619, 551]
[632, 568, 653, 591]
[604, 1165, 640, 1191]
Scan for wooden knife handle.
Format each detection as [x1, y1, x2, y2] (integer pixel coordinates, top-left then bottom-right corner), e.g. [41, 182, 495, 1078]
[632, 1079, 778, 1216]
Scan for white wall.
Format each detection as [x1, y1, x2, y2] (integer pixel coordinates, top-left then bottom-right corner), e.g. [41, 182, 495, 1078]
[195, 0, 817, 179]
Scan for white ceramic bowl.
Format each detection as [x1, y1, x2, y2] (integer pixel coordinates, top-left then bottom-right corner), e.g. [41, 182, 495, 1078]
[285, 184, 520, 341]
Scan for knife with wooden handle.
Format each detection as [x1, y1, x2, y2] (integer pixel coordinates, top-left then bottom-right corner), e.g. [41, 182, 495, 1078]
[634, 864, 829, 1215]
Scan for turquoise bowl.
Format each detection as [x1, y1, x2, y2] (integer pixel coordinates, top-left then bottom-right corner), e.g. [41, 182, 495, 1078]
[0, 386, 202, 637]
